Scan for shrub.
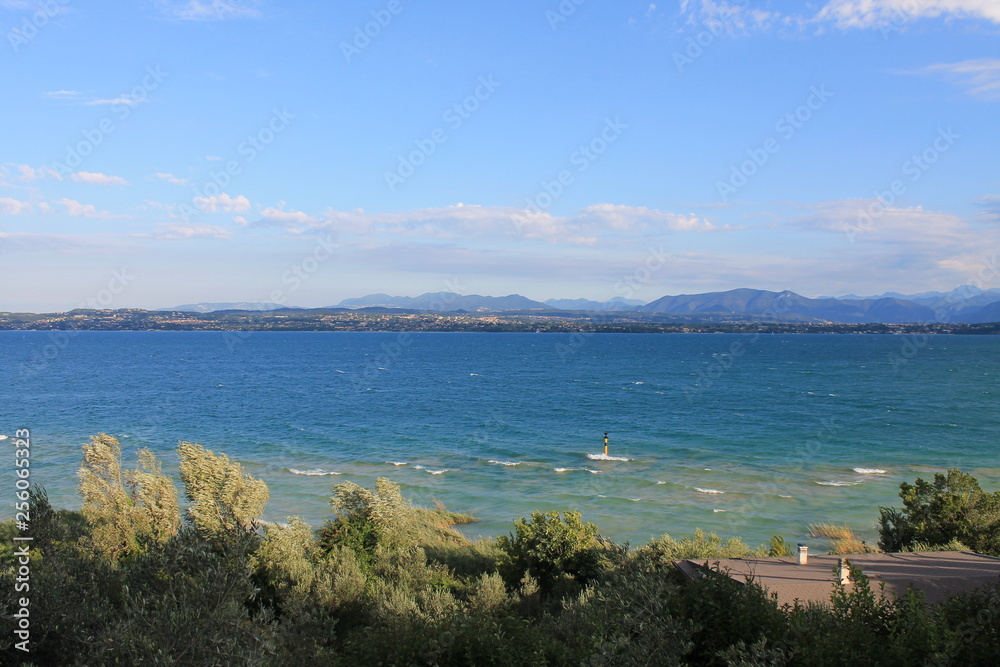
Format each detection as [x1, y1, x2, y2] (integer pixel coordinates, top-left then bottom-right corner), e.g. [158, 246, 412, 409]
[178, 441, 269, 535]
[77, 434, 180, 562]
[496, 510, 619, 596]
[878, 468, 1000, 555]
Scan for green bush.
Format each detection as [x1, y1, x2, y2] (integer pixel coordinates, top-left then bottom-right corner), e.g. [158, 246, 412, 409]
[496, 510, 620, 596]
[878, 468, 1000, 555]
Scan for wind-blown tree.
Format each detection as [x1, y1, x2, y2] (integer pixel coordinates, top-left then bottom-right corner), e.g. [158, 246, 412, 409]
[77, 433, 179, 561]
[177, 441, 269, 535]
[878, 468, 1000, 555]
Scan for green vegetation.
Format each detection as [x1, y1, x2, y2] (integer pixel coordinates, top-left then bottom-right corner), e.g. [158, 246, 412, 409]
[2, 436, 1000, 665]
[877, 468, 1000, 555]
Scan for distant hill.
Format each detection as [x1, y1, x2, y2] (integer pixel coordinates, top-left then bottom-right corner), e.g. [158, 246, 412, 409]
[544, 297, 645, 311]
[639, 288, 939, 323]
[159, 302, 290, 313]
[336, 292, 552, 312]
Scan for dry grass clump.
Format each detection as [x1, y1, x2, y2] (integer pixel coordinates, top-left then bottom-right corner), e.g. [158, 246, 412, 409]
[809, 522, 879, 554]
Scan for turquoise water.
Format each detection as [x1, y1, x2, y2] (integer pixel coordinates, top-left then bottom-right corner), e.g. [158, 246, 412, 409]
[2, 331, 998, 547]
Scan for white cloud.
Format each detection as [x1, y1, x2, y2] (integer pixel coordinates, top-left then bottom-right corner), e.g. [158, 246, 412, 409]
[257, 206, 321, 227]
[54, 198, 124, 219]
[156, 0, 262, 21]
[194, 193, 251, 213]
[1, 163, 60, 183]
[84, 96, 144, 107]
[42, 90, 84, 100]
[0, 197, 33, 215]
[816, 0, 1000, 28]
[917, 59, 1000, 99]
[71, 171, 129, 186]
[150, 172, 189, 186]
[312, 203, 719, 246]
[150, 223, 233, 240]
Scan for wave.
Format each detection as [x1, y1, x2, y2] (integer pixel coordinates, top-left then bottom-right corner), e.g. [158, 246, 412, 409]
[554, 467, 578, 472]
[713, 509, 727, 513]
[694, 487, 725, 494]
[488, 460, 522, 466]
[426, 469, 451, 475]
[656, 480, 667, 485]
[0, 435, 7, 441]
[584, 468, 604, 474]
[779, 494, 794, 499]
[853, 467, 887, 475]
[287, 468, 341, 476]
[816, 480, 861, 487]
[386, 461, 408, 466]
[587, 453, 631, 461]
[413, 465, 426, 470]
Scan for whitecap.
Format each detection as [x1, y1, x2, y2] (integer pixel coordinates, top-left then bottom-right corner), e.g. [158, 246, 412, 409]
[413, 465, 426, 470]
[694, 487, 724, 494]
[656, 480, 667, 485]
[427, 469, 450, 475]
[470, 373, 480, 376]
[587, 453, 630, 462]
[386, 461, 408, 466]
[0, 435, 8, 441]
[488, 460, 521, 466]
[554, 467, 577, 472]
[779, 494, 793, 499]
[713, 509, 727, 513]
[629, 497, 642, 502]
[853, 467, 887, 475]
[816, 480, 861, 487]
[585, 468, 603, 474]
[287, 468, 341, 476]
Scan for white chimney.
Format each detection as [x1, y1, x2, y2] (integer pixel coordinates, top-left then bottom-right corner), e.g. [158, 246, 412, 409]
[838, 558, 852, 584]
[797, 544, 808, 565]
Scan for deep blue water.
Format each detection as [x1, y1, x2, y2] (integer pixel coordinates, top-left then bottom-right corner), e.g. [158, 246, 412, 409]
[2, 331, 998, 546]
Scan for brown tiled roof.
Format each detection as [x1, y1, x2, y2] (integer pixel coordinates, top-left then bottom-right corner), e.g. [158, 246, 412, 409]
[675, 551, 1000, 606]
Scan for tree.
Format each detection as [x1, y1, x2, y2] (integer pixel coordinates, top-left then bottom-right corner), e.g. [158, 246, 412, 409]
[496, 510, 618, 595]
[77, 434, 179, 561]
[177, 441, 269, 535]
[878, 468, 1000, 555]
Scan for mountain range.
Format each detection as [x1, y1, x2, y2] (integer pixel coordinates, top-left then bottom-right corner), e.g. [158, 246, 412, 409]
[161, 286, 1000, 323]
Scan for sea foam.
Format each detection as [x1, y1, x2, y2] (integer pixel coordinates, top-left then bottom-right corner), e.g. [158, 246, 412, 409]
[587, 453, 631, 461]
[287, 468, 341, 476]
[816, 480, 861, 487]
[488, 460, 522, 466]
[853, 467, 887, 475]
[694, 487, 725, 494]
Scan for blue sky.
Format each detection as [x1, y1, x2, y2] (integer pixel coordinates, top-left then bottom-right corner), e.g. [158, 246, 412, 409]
[1, 0, 998, 311]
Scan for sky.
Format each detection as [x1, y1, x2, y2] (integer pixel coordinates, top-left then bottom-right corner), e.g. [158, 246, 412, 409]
[1, 0, 999, 312]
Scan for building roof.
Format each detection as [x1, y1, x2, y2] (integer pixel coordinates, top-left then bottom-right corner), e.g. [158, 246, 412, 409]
[675, 550, 1000, 606]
